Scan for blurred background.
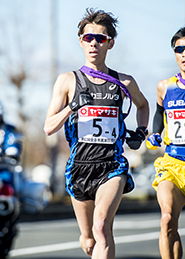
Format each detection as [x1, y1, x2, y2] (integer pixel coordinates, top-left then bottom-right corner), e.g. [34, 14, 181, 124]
[0, 0, 185, 208]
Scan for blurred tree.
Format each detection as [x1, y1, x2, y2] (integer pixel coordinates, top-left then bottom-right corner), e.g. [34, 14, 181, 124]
[0, 0, 52, 171]
[0, 1, 65, 196]
[0, 0, 51, 130]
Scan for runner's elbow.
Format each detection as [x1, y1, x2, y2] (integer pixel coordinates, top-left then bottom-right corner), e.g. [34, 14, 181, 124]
[44, 124, 53, 136]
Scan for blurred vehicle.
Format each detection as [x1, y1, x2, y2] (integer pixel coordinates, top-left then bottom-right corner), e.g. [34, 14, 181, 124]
[0, 103, 23, 258]
[0, 103, 51, 258]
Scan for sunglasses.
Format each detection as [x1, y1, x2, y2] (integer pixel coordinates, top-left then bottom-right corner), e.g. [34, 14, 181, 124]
[174, 45, 185, 54]
[81, 33, 112, 43]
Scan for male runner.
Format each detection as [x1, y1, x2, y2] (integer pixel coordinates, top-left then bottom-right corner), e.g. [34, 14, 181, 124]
[146, 27, 185, 259]
[44, 8, 149, 259]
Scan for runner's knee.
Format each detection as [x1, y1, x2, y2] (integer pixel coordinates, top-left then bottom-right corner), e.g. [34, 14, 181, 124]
[161, 212, 177, 235]
[93, 219, 111, 245]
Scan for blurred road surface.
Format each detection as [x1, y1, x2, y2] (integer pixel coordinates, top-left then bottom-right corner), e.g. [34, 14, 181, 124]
[8, 211, 185, 259]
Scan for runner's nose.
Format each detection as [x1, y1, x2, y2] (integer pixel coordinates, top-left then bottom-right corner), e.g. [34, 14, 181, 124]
[90, 38, 98, 45]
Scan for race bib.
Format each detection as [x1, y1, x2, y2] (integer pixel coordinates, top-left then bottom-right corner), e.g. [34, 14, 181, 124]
[78, 106, 119, 144]
[167, 109, 185, 144]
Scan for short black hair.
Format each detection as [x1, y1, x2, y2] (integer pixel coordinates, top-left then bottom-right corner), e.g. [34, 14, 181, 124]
[171, 27, 185, 48]
[78, 8, 118, 39]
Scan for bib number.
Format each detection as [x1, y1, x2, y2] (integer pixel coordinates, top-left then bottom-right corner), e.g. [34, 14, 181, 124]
[167, 109, 185, 144]
[78, 106, 119, 144]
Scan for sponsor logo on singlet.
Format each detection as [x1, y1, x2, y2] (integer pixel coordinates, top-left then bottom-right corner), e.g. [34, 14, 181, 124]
[168, 100, 185, 108]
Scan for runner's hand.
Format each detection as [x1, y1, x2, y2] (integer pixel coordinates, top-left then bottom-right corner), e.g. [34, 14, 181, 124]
[146, 133, 162, 150]
[69, 90, 92, 112]
[126, 128, 146, 150]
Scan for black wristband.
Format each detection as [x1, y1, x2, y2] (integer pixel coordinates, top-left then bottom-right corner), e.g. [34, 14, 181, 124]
[69, 92, 92, 112]
[69, 101, 78, 111]
[136, 126, 148, 136]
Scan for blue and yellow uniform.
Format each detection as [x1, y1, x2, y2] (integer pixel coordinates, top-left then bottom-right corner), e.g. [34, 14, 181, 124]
[152, 75, 185, 195]
[64, 69, 134, 201]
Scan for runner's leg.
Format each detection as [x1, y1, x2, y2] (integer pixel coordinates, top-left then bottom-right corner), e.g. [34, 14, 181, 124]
[71, 198, 95, 257]
[157, 180, 185, 259]
[92, 175, 127, 259]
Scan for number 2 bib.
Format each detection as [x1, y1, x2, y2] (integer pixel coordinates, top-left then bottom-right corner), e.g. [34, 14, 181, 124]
[167, 108, 185, 144]
[78, 106, 119, 144]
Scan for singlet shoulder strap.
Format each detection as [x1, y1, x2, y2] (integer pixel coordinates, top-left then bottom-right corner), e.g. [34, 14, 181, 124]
[168, 75, 178, 85]
[108, 68, 119, 80]
[74, 70, 87, 89]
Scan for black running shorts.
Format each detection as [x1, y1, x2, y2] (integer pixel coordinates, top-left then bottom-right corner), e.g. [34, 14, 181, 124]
[65, 157, 134, 201]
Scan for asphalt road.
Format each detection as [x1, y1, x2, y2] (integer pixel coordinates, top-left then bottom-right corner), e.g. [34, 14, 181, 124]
[7, 211, 185, 259]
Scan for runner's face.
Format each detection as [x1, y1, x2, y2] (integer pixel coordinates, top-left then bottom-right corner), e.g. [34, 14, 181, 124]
[174, 37, 185, 74]
[79, 23, 114, 66]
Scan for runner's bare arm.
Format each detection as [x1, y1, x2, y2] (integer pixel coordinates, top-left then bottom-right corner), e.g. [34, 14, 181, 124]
[44, 72, 75, 136]
[119, 73, 149, 127]
[156, 79, 168, 106]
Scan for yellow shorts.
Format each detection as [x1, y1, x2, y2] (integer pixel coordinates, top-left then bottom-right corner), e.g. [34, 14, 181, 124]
[152, 153, 185, 196]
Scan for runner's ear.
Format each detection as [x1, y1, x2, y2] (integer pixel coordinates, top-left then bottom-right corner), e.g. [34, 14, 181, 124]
[79, 36, 83, 48]
[108, 39, 114, 50]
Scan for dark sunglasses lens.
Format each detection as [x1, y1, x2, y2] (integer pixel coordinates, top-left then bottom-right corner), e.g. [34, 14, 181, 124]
[174, 46, 185, 53]
[96, 35, 107, 43]
[82, 34, 108, 43]
[83, 34, 94, 42]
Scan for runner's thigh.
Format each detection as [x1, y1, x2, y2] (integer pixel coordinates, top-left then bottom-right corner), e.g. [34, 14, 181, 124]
[94, 175, 127, 221]
[157, 181, 185, 217]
